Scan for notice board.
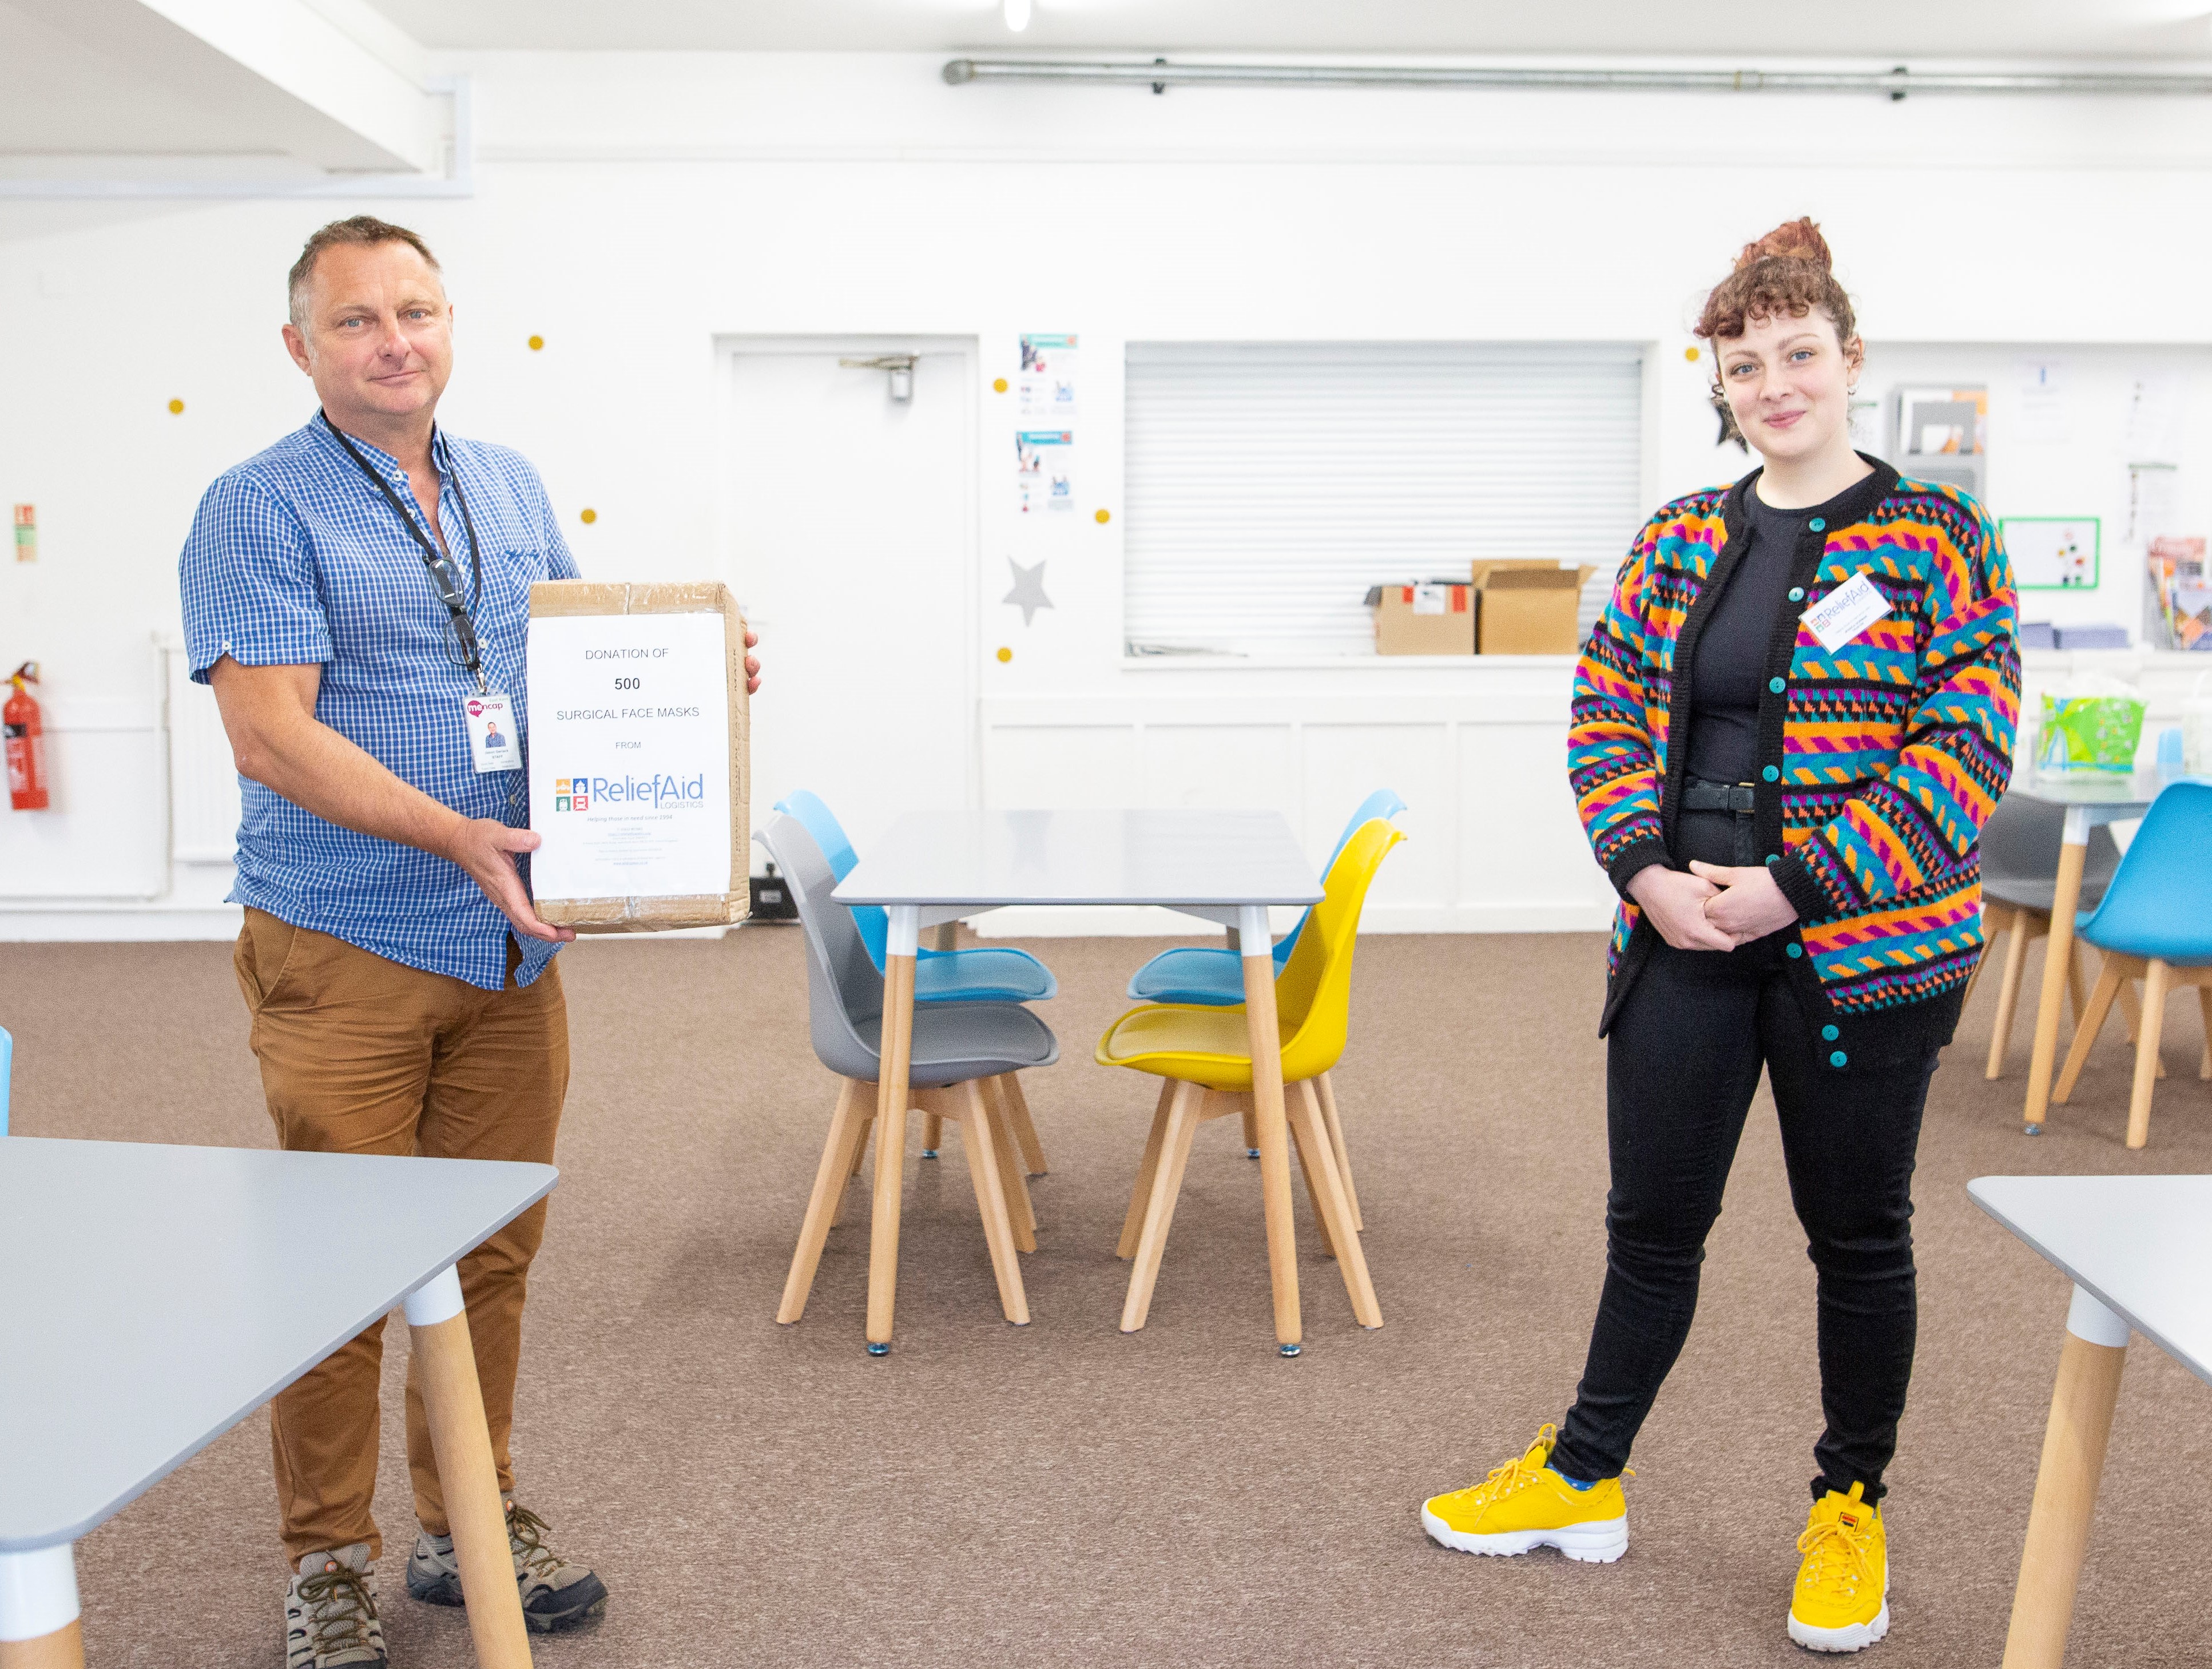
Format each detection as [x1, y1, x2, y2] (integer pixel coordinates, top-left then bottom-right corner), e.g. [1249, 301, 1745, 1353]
[526, 580, 750, 932]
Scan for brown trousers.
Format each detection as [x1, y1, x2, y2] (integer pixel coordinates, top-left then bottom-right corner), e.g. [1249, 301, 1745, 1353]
[235, 907, 569, 1564]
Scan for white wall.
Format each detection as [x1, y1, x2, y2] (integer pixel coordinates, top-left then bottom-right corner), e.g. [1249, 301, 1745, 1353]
[4, 52, 2211, 933]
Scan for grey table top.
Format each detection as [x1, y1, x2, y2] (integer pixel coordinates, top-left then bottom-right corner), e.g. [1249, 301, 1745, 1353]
[833, 809, 1324, 909]
[0, 1138, 558, 1552]
[1968, 1174, 2212, 1385]
[2008, 769, 2186, 810]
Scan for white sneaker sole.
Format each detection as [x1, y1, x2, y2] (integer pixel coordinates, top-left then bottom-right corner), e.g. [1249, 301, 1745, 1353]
[1788, 1595, 1889, 1653]
[1420, 1504, 1628, 1564]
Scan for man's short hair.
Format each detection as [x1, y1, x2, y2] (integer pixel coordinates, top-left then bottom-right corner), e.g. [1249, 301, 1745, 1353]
[287, 215, 442, 330]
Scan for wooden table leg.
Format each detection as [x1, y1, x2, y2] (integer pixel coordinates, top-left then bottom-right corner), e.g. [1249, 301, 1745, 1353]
[867, 906, 919, 1354]
[1240, 905, 1302, 1355]
[404, 1265, 533, 1669]
[0, 1545, 84, 1669]
[2001, 1285, 2130, 1669]
[2023, 813, 2090, 1135]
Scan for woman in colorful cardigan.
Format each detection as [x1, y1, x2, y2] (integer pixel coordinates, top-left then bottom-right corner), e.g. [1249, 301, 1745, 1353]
[1419, 220, 2019, 1655]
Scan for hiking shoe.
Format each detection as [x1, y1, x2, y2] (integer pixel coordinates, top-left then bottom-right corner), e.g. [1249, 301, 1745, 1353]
[1789, 1482, 1889, 1652]
[1420, 1422, 1630, 1563]
[406, 1501, 609, 1633]
[286, 1543, 386, 1668]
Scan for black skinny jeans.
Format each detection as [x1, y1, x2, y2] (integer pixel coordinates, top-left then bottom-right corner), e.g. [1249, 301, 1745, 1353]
[1549, 921, 1940, 1505]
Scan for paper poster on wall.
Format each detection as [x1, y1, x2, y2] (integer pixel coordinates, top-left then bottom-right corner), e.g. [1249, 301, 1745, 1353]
[1019, 333, 1079, 420]
[1016, 430, 1077, 514]
[1898, 387, 1987, 456]
[2003, 517, 2101, 590]
[2125, 369, 2185, 461]
[2012, 359, 2072, 446]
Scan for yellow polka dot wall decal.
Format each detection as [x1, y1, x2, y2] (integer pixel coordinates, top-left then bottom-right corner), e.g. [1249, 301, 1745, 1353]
[528, 335, 545, 351]
[1683, 346, 1701, 362]
[992, 377, 1008, 394]
[168, 398, 185, 414]
[1094, 508, 1110, 524]
[996, 646, 1013, 663]
[579, 508, 598, 525]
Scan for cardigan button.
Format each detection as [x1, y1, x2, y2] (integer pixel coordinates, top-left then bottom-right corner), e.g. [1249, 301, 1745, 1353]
[1786, 943, 1804, 959]
[1822, 1024, 1840, 1041]
[1788, 586, 1806, 602]
[1809, 517, 1827, 532]
[1762, 764, 1781, 782]
[1830, 1049, 1849, 1068]
[1768, 676, 1786, 693]
[1765, 853, 1780, 865]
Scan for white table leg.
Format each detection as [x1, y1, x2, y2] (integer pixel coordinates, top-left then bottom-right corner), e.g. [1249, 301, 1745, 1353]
[1240, 904, 1302, 1355]
[2002, 1284, 2130, 1669]
[2023, 807, 2091, 1135]
[0, 1544, 82, 1669]
[404, 1265, 533, 1669]
[867, 904, 920, 1354]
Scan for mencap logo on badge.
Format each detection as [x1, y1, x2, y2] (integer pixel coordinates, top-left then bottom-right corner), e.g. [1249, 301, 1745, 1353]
[467, 699, 485, 717]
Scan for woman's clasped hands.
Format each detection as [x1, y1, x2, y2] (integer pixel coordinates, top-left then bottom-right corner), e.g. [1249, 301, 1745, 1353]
[1627, 859, 1800, 952]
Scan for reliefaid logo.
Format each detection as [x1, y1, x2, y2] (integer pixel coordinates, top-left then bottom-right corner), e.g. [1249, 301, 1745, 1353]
[553, 773, 704, 812]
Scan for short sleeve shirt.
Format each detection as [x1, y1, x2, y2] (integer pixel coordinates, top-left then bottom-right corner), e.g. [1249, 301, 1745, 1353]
[178, 415, 579, 990]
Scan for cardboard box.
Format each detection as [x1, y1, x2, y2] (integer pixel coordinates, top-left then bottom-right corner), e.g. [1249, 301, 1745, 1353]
[1366, 581, 1475, 655]
[526, 580, 750, 933]
[1471, 561, 1596, 655]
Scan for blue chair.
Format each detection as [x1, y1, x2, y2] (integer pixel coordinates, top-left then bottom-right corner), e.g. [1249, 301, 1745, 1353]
[2052, 780, 2212, 1149]
[772, 793, 1057, 1005]
[773, 791, 1054, 1168]
[1125, 790, 1406, 1006]
[1, 1024, 10, 1136]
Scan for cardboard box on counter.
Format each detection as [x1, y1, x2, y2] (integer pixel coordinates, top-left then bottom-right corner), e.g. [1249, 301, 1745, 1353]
[1366, 581, 1475, 655]
[1471, 561, 1596, 655]
[526, 580, 751, 933]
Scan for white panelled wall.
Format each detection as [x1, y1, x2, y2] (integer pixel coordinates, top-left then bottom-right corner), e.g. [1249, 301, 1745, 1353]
[5, 52, 2212, 937]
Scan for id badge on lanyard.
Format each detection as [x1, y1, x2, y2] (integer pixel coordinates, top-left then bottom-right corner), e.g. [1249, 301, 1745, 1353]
[327, 417, 520, 775]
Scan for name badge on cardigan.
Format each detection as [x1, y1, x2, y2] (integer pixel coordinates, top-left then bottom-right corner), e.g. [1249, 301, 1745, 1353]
[1801, 572, 1889, 652]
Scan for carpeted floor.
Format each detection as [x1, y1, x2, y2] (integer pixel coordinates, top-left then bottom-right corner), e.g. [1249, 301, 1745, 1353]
[5, 927, 2210, 1668]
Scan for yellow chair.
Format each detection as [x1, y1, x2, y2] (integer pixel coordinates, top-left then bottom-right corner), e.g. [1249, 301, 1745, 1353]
[1095, 817, 1405, 1337]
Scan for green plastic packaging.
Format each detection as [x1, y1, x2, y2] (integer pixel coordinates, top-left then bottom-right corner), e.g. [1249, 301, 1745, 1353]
[2037, 689, 2146, 774]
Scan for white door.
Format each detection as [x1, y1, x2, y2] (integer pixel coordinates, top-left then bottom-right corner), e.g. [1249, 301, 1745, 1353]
[721, 337, 977, 867]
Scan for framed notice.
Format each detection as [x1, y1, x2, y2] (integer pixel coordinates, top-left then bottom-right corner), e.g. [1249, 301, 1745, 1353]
[2003, 517, 2102, 591]
[527, 581, 751, 931]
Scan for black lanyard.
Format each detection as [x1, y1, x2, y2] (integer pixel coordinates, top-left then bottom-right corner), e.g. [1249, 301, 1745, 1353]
[323, 414, 490, 693]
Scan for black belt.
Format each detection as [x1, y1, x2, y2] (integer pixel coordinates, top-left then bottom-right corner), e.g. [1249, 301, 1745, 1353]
[1681, 776, 1757, 814]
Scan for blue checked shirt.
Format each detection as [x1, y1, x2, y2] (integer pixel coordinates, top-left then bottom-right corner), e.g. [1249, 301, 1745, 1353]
[180, 414, 578, 990]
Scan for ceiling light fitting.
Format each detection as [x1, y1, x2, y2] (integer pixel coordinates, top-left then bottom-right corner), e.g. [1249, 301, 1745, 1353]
[942, 58, 2212, 100]
[1003, 0, 1032, 33]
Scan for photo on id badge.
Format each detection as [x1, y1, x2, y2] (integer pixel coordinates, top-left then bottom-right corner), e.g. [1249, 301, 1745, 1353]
[467, 693, 520, 772]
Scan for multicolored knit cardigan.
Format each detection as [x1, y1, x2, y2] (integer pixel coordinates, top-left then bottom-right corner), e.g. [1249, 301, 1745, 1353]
[1570, 459, 2019, 1035]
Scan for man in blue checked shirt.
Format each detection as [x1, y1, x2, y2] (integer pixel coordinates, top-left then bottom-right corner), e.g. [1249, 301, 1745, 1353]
[181, 215, 760, 1669]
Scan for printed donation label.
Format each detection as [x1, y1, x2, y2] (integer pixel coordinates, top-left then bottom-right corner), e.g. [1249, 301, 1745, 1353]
[527, 612, 733, 901]
[1800, 572, 1891, 653]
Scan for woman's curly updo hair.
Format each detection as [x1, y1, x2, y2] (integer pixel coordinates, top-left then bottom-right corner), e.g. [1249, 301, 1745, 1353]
[1694, 217, 1857, 348]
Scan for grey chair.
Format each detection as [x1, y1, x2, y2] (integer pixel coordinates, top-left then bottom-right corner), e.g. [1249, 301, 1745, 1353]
[1971, 792, 2130, 1080]
[757, 811, 1058, 1341]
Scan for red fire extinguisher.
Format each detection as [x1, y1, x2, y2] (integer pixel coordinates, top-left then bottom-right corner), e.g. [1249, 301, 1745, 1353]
[5, 660, 50, 811]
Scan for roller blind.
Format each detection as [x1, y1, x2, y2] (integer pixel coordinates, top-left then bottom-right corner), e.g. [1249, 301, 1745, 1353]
[1123, 342, 1645, 656]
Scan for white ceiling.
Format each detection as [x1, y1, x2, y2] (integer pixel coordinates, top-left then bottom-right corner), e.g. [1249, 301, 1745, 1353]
[364, 0, 2212, 59]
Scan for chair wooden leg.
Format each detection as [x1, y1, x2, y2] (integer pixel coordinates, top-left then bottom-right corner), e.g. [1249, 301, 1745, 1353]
[920, 1112, 943, 1155]
[2054, 961, 2125, 1106]
[2067, 941, 2089, 1024]
[2198, 986, 2211, 1080]
[1290, 1079, 1383, 1329]
[1288, 1096, 1340, 1262]
[1240, 1101, 1260, 1158]
[1312, 1069, 1362, 1232]
[957, 1079, 1029, 1325]
[2118, 969, 2142, 1042]
[1118, 1080, 1178, 1259]
[779, 1079, 871, 1324]
[2126, 961, 2171, 1151]
[999, 1073, 1049, 1175]
[1120, 1080, 1205, 1333]
[978, 1077, 1036, 1252]
[1963, 915, 1997, 1009]
[1987, 913, 2035, 1080]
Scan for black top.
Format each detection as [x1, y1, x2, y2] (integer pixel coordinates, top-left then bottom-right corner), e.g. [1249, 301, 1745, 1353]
[1684, 482, 1809, 786]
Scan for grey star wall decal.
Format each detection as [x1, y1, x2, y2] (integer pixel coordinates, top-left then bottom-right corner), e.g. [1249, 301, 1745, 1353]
[1003, 556, 1054, 626]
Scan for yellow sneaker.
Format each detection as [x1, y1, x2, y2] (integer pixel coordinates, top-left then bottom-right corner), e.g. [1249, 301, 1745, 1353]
[1789, 1482, 1889, 1652]
[1420, 1424, 1629, 1563]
